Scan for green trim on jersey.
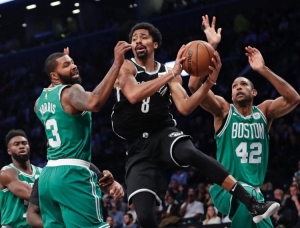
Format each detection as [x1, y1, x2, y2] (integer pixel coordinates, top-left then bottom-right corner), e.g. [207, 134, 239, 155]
[214, 104, 269, 187]
[0, 164, 42, 227]
[36, 85, 92, 161]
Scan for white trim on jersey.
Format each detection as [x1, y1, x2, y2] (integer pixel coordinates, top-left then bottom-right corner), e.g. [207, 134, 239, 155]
[58, 85, 71, 101]
[98, 224, 110, 228]
[128, 188, 162, 205]
[9, 164, 37, 178]
[217, 105, 233, 137]
[131, 58, 161, 75]
[110, 110, 126, 140]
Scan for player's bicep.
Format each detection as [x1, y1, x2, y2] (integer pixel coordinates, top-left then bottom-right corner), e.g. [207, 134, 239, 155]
[201, 94, 228, 118]
[118, 64, 138, 98]
[68, 84, 93, 111]
[0, 170, 32, 200]
[262, 97, 298, 120]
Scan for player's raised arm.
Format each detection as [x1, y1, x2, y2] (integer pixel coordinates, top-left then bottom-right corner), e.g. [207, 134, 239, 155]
[246, 46, 300, 121]
[67, 41, 132, 112]
[170, 51, 222, 116]
[118, 45, 186, 104]
[0, 168, 32, 200]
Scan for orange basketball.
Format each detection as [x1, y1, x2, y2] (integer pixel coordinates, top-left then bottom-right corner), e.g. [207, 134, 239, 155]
[182, 40, 215, 77]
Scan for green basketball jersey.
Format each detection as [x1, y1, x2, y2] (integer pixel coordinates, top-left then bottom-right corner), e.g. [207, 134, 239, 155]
[0, 164, 42, 227]
[214, 104, 269, 187]
[36, 85, 92, 161]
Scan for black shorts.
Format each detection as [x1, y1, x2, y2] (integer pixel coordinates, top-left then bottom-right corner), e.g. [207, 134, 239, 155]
[125, 126, 190, 205]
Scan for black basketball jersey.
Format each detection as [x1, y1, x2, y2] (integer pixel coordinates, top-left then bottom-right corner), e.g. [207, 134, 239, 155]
[111, 58, 176, 140]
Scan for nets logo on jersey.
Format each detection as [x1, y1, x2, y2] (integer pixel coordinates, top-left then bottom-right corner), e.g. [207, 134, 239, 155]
[252, 113, 261, 119]
[168, 131, 183, 137]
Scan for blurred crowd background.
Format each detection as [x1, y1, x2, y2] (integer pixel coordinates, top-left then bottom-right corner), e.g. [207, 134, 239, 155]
[0, 0, 300, 227]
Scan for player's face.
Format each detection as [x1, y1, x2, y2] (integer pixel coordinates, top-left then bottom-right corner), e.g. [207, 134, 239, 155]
[55, 55, 82, 85]
[131, 29, 158, 60]
[231, 77, 256, 105]
[7, 136, 30, 163]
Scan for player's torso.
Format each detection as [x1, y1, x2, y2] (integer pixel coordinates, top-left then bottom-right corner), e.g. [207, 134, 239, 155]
[0, 164, 42, 227]
[214, 104, 269, 186]
[36, 85, 92, 161]
[112, 59, 176, 140]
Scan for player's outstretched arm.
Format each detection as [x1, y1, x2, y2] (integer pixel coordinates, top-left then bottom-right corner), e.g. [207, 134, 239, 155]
[0, 169, 32, 200]
[67, 41, 132, 112]
[170, 51, 223, 116]
[246, 46, 300, 120]
[118, 45, 186, 104]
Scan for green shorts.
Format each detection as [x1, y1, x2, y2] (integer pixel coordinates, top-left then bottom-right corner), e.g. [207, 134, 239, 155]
[38, 161, 109, 228]
[210, 183, 273, 228]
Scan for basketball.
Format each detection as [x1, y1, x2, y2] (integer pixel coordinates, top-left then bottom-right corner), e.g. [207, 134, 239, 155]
[182, 40, 215, 77]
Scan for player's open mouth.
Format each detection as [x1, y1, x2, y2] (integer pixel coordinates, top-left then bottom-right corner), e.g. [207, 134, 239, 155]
[72, 74, 79, 78]
[136, 45, 146, 53]
[236, 92, 244, 97]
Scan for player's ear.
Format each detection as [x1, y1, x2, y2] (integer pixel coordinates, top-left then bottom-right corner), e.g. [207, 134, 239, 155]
[154, 42, 158, 50]
[50, 72, 59, 80]
[252, 89, 257, 97]
[7, 149, 11, 155]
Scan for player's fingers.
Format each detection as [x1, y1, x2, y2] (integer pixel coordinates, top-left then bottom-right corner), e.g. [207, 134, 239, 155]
[217, 28, 222, 35]
[211, 16, 216, 29]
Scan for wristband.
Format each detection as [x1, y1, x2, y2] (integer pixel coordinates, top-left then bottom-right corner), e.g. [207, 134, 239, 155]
[207, 77, 216, 85]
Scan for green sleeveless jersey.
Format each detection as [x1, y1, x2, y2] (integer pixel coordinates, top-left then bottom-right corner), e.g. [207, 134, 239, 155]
[0, 164, 42, 227]
[214, 104, 269, 187]
[36, 85, 92, 161]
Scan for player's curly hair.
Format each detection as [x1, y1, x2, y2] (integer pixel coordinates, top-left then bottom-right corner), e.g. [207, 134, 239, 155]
[45, 52, 66, 78]
[129, 22, 162, 48]
[5, 129, 28, 147]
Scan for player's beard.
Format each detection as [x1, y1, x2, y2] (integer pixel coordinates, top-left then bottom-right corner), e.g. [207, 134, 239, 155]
[135, 47, 148, 60]
[58, 72, 82, 85]
[12, 152, 30, 163]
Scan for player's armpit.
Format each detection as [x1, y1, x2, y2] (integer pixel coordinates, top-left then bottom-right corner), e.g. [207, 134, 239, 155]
[0, 169, 32, 200]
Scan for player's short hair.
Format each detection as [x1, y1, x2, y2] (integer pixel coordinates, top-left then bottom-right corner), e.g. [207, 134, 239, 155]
[5, 129, 28, 147]
[45, 52, 65, 77]
[129, 22, 162, 48]
[248, 79, 254, 90]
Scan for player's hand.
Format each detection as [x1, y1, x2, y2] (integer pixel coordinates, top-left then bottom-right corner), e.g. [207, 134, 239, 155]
[208, 51, 222, 83]
[63, 47, 69, 55]
[172, 45, 186, 76]
[202, 15, 222, 49]
[108, 181, 124, 201]
[245, 46, 266, 72]
[98, 170, 114, 187]
[113, 41, 132, 67]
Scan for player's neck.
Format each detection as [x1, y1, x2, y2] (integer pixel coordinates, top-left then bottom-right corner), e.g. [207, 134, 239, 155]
[12, 160, 32, 174]
[134, 56, 157, 72]
[234, 103, 253, 117]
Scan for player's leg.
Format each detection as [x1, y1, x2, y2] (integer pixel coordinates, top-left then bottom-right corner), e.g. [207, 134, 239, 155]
[38, 167, 65, 228]
[131, 192, 159, 228]
[169, 136, 279, 223]
[51, 165, 108, 228]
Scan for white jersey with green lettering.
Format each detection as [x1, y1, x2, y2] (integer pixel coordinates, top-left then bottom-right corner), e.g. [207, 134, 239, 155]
[36, 85, 92, 161]
[0, 164, 42, 227]
[214, 104, 269, 187]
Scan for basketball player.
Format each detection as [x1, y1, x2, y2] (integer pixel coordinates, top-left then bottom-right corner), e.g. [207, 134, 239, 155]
[189, 15, 300, 228]
[34, 41, 131, 228]
[0, 129, 42, 227]
[26, 166, 124, 228]
[111, 22, 280, 228]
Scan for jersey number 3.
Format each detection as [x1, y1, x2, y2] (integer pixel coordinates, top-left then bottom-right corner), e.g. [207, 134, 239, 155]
[46, 119, 62, 147]
[236, 142, 262, 164]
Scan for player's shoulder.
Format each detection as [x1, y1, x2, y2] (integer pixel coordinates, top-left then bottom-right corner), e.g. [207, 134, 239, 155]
[0, 167, 18, 183]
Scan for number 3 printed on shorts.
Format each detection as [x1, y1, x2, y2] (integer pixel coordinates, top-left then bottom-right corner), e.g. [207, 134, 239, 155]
[141, 97, 150, 113]
[236, 142, 262, 164]
[46, 119, 61, 147]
